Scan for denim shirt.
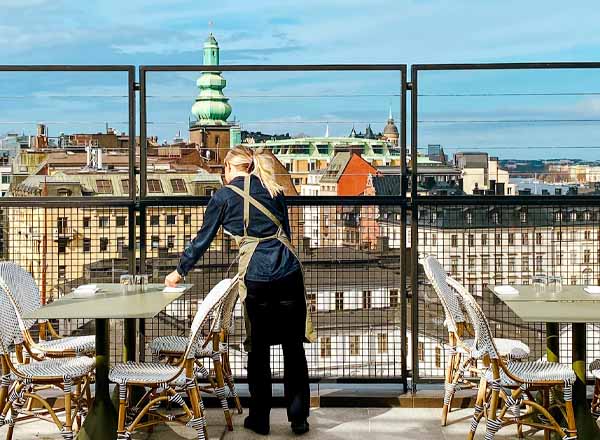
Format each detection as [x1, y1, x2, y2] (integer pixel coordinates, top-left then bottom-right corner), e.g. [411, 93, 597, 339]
[176, 175, 300, 282]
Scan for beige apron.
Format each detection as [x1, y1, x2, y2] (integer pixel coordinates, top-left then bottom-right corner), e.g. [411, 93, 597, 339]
[226, 175, 316, 352]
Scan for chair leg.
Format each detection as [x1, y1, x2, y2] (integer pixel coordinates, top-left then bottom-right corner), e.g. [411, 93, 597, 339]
[61, 377, 73, 440]
[186, 381, 208, 440]
[563, 384, 578, 440]
[116, 383, 129, 440]
[212, 352, 233, 431]
[222, 350, 242, 414]
[441, 350, 456, 426]
[466, 371, 488, 440]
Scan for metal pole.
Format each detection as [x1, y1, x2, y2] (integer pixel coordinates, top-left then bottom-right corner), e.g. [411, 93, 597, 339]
[410, 65, 419, 391]
[399, 66, 409, 393]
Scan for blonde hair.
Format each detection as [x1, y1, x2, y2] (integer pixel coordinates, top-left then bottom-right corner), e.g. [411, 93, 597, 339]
[225, 146, 284, 198]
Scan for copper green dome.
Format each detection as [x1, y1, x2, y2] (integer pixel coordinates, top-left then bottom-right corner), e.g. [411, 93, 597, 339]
[191, 33, 232, 125]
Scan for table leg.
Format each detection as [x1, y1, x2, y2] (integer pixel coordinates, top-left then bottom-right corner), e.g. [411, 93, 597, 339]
[546, 322, 560, 363]
[123, 318, 137, 362]
[77, 318, 117, 440]
[572, 322, 599, 437]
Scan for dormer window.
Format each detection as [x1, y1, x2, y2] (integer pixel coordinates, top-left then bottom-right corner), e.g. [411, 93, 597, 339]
[465, 211, 473, 225]
[57, 188, 72, 197]
[96, 180, 113, 194]
[554, 211, 563, 222]
[147, 179, 163, 193]
[520, 210, 527, 223]
[171, 179, 187, 193]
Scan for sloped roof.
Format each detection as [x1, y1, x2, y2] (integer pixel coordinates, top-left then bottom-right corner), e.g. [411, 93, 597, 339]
[320, 152, 353, 183]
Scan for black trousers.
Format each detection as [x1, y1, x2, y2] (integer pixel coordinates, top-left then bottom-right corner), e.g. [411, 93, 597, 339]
[245, 270, 310, 423]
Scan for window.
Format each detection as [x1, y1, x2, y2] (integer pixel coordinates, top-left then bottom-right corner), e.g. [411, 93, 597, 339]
[495, 233, 502, 246]
[83, 238, 91, 252]
[116, 237, 125, 252]
[520, 211, 528, 223]
[83, 217, 91, 228]
[508, 256, 516, 273]
[554, 212, 563, 222]
[57, 217, 68, 234]
[57, 238, 68, 254]
[522, 233, 529, 245]
[556, 252, 563, 266]
[536, 233, 543, 245]
[491, 211, 500, 224]
[450, 257, 459, 275]
[377, 333, 388, 353]
[57, 188, 71, 197]
[535, 255, 543, 268]
[451, 235, 458, 247]
[350, 335, 360, 356]
[171, 179, 187, 193]
[320, 337, 331, 357]
[584, 250, 591, 264]
[431, 233, 437, 246]
[151, 236, 160, 249]
[96, 180, 113, 194]
[465, 211, 473, 225]
[555, 231, 562, 241]
[1, 175, 10, 184]
[522, 256, 529, 271]
[58, 265, 66, 280]
[435, 346, 441, 368]
[335, 292, 344, 311]
[116, 216, 126, 227]
[147, 179, 163, 193]
[184, 214, 192, 225]
[389, 289, 399, 308]
[136, 215, 141, 226]
[150, 215, 159, 226]
[585, 230, 591, 240]
[99, 237, 109, 252]
[508, 233, 515, 246]
[417, 342, 425, 361]
[167, 235, 175, 249]
[98, 216, 109, 228]
[362, 290, 372, 309]
[482, 257, 489, 272]
[166, 215, 176, 225]
[481, 234, 488, 246]
[468, 256, 476, 270]
[468, 234, 475, 247]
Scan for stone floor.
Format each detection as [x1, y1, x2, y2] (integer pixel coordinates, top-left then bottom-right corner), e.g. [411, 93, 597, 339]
[6, 407, 546, 439]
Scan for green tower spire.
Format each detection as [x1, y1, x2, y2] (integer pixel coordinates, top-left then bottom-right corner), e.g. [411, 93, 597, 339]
[191, 33, 232, 125]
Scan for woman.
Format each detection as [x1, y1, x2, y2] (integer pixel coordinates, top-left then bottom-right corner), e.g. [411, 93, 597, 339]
[165, 146, 314, 436]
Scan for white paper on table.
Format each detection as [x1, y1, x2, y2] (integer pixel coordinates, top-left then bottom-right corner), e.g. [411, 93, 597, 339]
[162, 286, 186, 293]
[493, 285, 519, 295]
[584, 286, 600, 295]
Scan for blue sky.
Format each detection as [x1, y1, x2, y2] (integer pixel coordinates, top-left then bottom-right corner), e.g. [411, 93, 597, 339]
[2, 0, 600, 160]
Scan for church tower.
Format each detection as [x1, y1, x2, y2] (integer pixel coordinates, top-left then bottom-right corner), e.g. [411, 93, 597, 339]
[189, 33, 234, 169]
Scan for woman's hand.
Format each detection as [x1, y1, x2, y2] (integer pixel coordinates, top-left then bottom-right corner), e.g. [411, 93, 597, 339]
[165, 270, 183, 288]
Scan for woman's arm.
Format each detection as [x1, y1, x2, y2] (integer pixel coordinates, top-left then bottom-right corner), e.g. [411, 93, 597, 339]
[176, 193, 227, 277]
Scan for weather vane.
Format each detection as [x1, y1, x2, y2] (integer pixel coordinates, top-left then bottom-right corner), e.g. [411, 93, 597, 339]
[208, 20, 214, 31]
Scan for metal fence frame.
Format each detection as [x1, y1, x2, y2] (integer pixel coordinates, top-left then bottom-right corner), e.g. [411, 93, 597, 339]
[410, 62, 600, 385]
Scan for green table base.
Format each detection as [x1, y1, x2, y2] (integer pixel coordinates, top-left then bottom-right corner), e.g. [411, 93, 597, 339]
[572, 323, 600, 438]
[77, 319, 117, 440]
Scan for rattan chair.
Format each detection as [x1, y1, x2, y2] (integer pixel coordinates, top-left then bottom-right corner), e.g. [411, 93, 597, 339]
[0, 273, 94, 440]
[148, 280, 242, 430]
[110, 276, 238, 440]
[0, 263, 95, 361]
[588, 359, 600, 426]
[422, 256, 530, 426]
[454, 280, 577, 440]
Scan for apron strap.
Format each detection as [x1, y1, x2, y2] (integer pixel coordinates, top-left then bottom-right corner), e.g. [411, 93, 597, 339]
[226, 179, 284, 230]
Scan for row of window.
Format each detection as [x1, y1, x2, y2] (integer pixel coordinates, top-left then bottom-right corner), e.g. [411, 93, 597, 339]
[429, 210, 599, 225]
[436, 230, 600, 248]
[306, 289, 400, 311]
[319, 333, 389, 357]
[56, 214, 195, 230]
[96, 178, 189, 194]
[56, 235, 192, 253]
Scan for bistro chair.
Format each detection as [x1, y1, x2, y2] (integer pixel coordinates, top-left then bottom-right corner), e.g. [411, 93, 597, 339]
[589, 359, 600, 425]
[0, 272, 95, 440]
[109, 276, 238, 440]
[422, 256, 530, 426]
[454, 280, 577, 440]
[0, 262, 95, 361]
[148, 279, 242, 431]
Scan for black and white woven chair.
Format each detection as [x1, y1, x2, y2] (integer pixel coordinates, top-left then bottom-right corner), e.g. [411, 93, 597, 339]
[110, 276, 238, 440]
[148, 280, 242, 431]
[422, 256, 530, 426]
[454, 281, 577, 440]
[0, 272, 95, 440]
[0, 263, 95, 361]
[589, 359, 600, 426]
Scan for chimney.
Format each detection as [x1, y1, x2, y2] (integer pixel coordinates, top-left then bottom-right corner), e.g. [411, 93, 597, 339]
[97, 148, 103, 170]
[377, 236, 389, 253]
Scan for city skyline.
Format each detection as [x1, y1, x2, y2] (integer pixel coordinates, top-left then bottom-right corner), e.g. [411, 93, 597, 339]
[3, 1, 600, 160]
